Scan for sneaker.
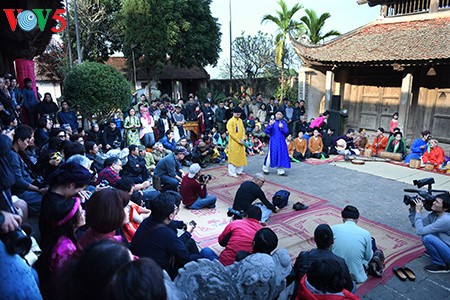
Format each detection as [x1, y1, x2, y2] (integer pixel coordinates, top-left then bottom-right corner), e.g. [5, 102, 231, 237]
[424, 264, 450, 274]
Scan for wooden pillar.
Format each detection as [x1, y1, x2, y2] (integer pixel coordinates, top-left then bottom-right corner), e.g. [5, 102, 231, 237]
[398, 72, 413, 132]
[325, 70, 334, 111]
[430, 0, 439, 13]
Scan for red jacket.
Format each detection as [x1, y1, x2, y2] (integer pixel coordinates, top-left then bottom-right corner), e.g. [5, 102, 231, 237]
[296, 276, 360, 300]
[180, 175, 206, 207]
[218, 218, 262, 266]
[422, 146, 445, 167]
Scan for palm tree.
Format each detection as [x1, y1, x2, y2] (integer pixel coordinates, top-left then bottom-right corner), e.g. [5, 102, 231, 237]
[261, 0, 302, 99]
[300, 9, 340, 45]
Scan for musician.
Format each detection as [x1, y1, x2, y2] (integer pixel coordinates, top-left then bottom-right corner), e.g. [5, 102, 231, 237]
[385, 131, 407, 158]
[368, 127, 388, 156]
[421, 139, 445, 169]
[333, 129, 360, 156]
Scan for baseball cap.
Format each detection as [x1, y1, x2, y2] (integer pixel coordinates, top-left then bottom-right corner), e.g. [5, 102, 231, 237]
[174, 146, 189, 156]
[188, 163, 201, 178]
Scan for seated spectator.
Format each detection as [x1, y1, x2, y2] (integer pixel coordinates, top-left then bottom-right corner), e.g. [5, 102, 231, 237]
[286, 134, 297, 162]
[151, 142, 171, 163]
[296, 259, 359, 300]
[292, 130, 309, 161]
[85, 141, 103, 174]
[235, 227, 279, 262]
[191, 141, 213, 168]
[131, 193, 216, 280]
[70, 133, 84, 145]
[78, 188, 127, 249]
[252, 123, 267, 144]
[102, 119, 123, 151]
[332, 206, 374, 283]
[252, 135, 264, 155]
[218, 205, 262, 266]
[57, 100, 78, 132]
[404, 130, 431, 163]
[108, 258, 167, 300]
[138, 145, 156, 174]
[121, 144, 150, 184]
[421, 139, 445, 168]
[308, 128, 329, 159]
[95, 156, 122, 187]
[385, 131, 407, 158]
[39, 162, 92, 242]
[54, 239, 132, 300]
[86, 122, 102, 147]
[231, 173, 279, 222]
[322, 128, 336, 156]
[63, 140, 85, 160]
[35, 193, 86, 298]
[180, 163, 217, 209]
[9, 125, 46, 215]
[34, 117, 52, 149]
[303, 127, 313, 143]
[160, 130, 176, 151]
[153, 146, 188, 191]
[243, 134, 255, 156]
[177, 136, 193, 165]
[368, 127, 388, 156]
[292, 224, 354, 296]
[37, 92, 58, 122]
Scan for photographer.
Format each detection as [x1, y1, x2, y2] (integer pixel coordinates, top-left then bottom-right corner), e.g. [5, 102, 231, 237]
[408, 193, 450, 273]
[180, 163, 217, 209]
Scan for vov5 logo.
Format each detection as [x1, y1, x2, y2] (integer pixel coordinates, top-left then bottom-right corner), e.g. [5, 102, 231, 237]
[3, 8, 66, 33]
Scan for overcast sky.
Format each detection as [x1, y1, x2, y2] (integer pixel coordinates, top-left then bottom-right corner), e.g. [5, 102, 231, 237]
[205, 0, 380, 78]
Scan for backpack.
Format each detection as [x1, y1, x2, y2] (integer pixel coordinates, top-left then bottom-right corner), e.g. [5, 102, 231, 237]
[272, 189, 290, 208]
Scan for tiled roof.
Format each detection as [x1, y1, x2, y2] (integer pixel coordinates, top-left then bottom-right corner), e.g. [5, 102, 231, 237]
[292, 15, 450, 65]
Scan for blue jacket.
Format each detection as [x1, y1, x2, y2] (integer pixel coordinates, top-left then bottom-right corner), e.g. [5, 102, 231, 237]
[160, 136, 175, 151]
[21, 88, 39, 109]
[153, 153, 181, 178]
[57, 110, 78, 131]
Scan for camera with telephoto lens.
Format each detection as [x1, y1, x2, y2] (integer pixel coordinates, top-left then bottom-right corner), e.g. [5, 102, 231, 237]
[0, 191, 32, 257]
[227, 208, 244, 219]
[198, 174, 212, 184]
[403, 178, 446, 211]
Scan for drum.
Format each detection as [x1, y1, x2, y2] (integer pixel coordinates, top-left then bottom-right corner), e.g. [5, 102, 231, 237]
[183, 121, 199, 135]
[379, 151, 403, 161]
[363, 148, 372, 157]
[425, 163, 435, 171]
[409, 159, 421, 169]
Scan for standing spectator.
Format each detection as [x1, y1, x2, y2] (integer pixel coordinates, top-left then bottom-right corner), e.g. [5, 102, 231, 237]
[218, 205, 262, 266]
[172, 104, 186, 141]
[202, 101, 215, 131]
[266, 97, 277, 121]
[256, 103, 267, 124]
[180, 163, 217, 209]
[248, 97, 260, 116]
[157, 109, 172, 140]
[139, 105, 155, 149]
[214, 101, 227, 133]
[262, 111, 290, 176]
[21, 78, 40, 128]
[37, 93, 58, 122]
[390, 112, 399, 136]
[57, 100, 78, 132]
[185, 96, 199, 122]
[283, 100, 294, 134]
[309, 111, 329, 131]
[7, 77, 23, 123]
[298, 100, 306, 116]
[124, 107, 141, 146]
[226, 107, 247, 178]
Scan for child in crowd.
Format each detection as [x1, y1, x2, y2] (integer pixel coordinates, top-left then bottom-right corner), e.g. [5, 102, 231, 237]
[244, 112, 256, 133]
[243, 134, 255, 156]
[252, 123, 267, 145]
[252, 135, 264, 155]
[286, 134, 299, 162]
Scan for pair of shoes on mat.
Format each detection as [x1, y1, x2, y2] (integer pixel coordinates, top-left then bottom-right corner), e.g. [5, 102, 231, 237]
[424, 264, 450, 274]
[293, 202, 308, 211]
[393, 266, 416, 281]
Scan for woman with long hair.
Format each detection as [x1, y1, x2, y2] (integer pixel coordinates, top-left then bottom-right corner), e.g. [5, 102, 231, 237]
[139, 105, 155, 148]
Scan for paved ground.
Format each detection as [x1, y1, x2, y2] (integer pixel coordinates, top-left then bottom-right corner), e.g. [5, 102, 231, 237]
[242, 154, 450, 300]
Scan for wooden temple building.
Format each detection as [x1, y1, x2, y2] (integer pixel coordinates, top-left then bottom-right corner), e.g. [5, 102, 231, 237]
[293, 0, 450, 142]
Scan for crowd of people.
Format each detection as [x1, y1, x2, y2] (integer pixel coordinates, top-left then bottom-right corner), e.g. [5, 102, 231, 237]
[1, 75, 450, 300]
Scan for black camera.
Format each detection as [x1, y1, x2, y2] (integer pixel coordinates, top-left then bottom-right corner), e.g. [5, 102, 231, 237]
[227, 208, 244, 219]
[0, 191, 32, 257]
[198, 174, 212, 184]
[182, 220, 197, 230]
[403, 178, 447, 211]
